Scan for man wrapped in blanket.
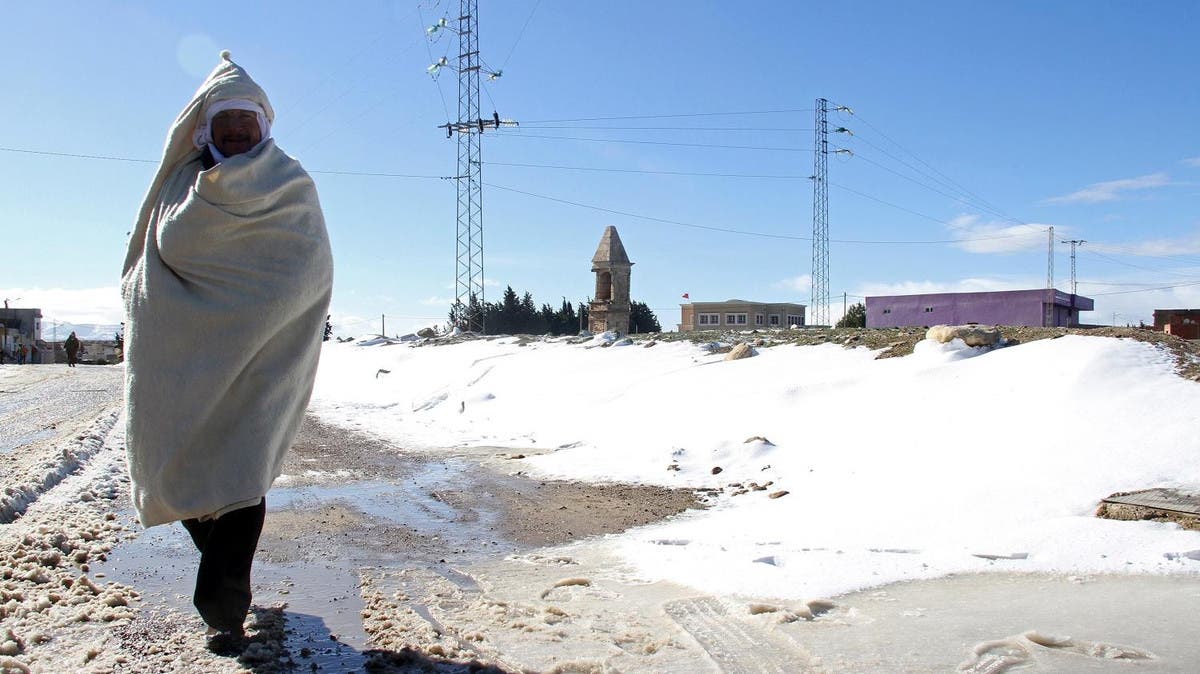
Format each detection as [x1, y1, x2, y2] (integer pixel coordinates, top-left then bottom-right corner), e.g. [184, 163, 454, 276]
[121, 51, 333, 654]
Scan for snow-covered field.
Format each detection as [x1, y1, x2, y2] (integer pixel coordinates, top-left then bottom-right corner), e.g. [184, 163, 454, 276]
[309, 332, 1200, 601]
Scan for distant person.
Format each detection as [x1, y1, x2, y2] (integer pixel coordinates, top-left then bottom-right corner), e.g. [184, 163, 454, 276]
[121, 51, 332, 654]
[64, 331, 80, 367]
[18, 344, 27, 365]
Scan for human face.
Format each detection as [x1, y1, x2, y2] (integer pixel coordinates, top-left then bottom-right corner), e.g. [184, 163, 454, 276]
[211, 108, 262, 157]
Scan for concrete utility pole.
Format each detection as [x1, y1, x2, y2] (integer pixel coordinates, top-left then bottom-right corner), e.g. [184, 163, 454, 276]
[1061, 239, 1085, 295]
[1045, 226, 1055, 327]
[432, 0, 518, 333]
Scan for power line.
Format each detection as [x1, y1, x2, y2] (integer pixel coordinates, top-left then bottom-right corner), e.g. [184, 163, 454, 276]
[1078, 280, 1186, 287]
[489, 158, 1038, 245]
[484, 181, 1040, 246]
[279, 3, 423, 118]
[515, 124, 816, 132]
[493, 131, 807, 152]
[0, 143, 1051, 248]
[0, 145, 447, 179]
[828, 180, 1036, 239]
[1086, 242, 1200, 266]
[841, 132, 1016, 223]
[497, 0, 541, 72]
[0, 146, 155, 164]
[486, 181, 805, 240]
[485, 160, 805, 179]
[309, 168, 445, 179]
[832, 104, 1011, 221]
[837, 145, 1044, 234]
[1090, 279, 1200, 296]
[1083, 249, 1200, 278]
[292, 83, 406, 156]
[521, 108, 816, 124]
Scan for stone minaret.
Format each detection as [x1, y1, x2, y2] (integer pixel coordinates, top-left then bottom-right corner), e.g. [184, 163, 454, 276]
[588, 226, 633, 334]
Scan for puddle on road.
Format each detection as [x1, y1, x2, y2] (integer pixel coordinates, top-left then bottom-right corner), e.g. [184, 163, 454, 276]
[0, 427, 56, 453]
[97, 456, 523, 671]
[271, 457, 516, 562]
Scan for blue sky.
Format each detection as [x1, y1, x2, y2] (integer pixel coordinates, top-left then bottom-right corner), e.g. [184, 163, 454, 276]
[2, 1, 1197, 334]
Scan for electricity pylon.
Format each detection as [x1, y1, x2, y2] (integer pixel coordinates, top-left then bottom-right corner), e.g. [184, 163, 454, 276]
[810, 98, 851, 328]
[431, 0, 516, 332]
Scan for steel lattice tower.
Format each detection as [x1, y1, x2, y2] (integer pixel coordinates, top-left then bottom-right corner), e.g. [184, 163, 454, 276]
[811, 98, 830, 328]
[451, 0, 484, 332]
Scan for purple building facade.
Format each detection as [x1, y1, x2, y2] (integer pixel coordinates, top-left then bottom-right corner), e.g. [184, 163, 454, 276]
[866, 289, 1094, 328]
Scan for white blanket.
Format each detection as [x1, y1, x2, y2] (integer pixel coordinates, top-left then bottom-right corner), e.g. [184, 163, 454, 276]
[122, 55, 333, 527]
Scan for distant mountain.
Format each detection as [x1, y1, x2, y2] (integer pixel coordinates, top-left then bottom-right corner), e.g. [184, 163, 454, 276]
[45, 323, 122, 342]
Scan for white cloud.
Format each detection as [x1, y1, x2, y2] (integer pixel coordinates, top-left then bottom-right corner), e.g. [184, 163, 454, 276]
[0, 287, 123, 324]
[1043, 173, 1170, 205]
[773, 275, 812, 293]
[1088, 234, 1200, 258]
[1182, 157, 1200, 168]
[420, 295, 454, 306]
[945, 214, 1051, 254]
[1081, 281, 1200, 327]
[856, 277, 1036, 298]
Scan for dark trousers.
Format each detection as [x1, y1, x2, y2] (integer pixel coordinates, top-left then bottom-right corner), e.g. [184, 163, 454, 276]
[66, 352, 77, 367]
[180, 498, 266, 632]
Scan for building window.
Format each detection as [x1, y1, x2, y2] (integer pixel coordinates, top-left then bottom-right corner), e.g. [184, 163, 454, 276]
[786, 314, 802, 327]
[882, 308, 891, 315]
[769, 315, 780, 326]
[698, 313, 720, 326]
[924, 307, 934, 313]
[755, 314, 764, 325]
[726, 313, 747, 325]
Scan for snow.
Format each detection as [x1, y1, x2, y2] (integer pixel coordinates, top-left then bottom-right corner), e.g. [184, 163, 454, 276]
[309, 334, 1200, 600]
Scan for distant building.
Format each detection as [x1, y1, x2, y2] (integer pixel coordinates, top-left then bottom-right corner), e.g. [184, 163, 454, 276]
[588, 226, 634, 334]
[866, 289, 1094, 328]
[1153, 309, 1200, 339]
[679, 300, 806, 332]
[0, 307, 49, 363]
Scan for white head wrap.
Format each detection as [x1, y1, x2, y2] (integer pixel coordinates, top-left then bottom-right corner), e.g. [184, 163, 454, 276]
[192, 97, 272, 160]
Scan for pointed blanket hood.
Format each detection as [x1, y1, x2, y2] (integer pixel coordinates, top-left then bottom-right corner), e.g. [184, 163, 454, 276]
[121, 52, 332, 527]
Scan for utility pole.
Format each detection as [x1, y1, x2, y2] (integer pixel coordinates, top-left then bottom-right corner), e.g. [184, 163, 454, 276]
[381, 314, 386, 338]
[1045, 226, 1055, 327]
[810, 99, 851, 328]
[432, 0, 517, 333]
[1061, 239, 1085, 295]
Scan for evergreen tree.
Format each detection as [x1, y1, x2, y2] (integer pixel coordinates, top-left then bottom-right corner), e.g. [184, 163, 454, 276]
[498, 286, 521, 334]
[539, 303, 557, 335]
[836, 302, 867, 328]
[554, 298, 578, 335]
[323, 314, 334, 341]
[519, 292, 542, 334]
[629, 300, 662, 334]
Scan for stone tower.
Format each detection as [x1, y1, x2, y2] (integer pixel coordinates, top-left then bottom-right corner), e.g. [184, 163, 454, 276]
[588, 226, 633, 334]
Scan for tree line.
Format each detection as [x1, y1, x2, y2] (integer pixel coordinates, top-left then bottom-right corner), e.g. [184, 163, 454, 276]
[450, 286, 662, 335]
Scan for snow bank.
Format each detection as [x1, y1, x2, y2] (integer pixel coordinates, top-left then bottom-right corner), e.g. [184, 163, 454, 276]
[310, 335, 1200, 599]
